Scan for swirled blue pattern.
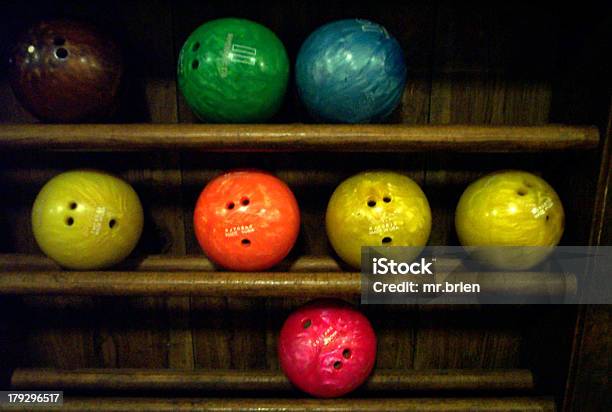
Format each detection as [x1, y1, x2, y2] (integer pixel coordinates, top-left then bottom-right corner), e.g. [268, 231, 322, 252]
[296, 19, 407, 123]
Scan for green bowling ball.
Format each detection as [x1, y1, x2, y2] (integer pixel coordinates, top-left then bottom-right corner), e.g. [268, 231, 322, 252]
[178, 18, 289, 123]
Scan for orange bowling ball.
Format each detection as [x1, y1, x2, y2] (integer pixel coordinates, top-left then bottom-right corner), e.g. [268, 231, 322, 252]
[193, 170, 300, 271]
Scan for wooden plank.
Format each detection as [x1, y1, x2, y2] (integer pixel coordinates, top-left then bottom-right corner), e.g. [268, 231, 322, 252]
[93, 297, 170, 369]
[11, 368, 535, 392]
[190, 297, 232, 369]
[18, 296, 101, 369]
[224, 298, 267, 370]
[0, 124, 599, 152]
[414, 305, 524, 369]
[0, 397, 555, 411]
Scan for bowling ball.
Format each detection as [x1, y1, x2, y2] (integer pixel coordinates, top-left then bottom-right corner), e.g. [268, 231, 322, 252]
[32, 170, 143, 270]
[193, 170, 300, 271]
[178, 18, 289, 122]
[8, 20, 123, 122]
[296, 19, 406, 123]
[455, 170, 565, 270]
[278, 299, 377, 398]
[326, 171, 431, 268]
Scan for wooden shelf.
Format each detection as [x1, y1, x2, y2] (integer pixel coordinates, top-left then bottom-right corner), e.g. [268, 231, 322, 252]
[0, 270, 359, 297]
[0, 254, 575, 298]
[0, 124, 599, 152]
[11, 368, 534, 393]
[11, 397, 555, 411]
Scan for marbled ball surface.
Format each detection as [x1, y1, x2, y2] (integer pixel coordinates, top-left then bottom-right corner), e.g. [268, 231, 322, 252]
[296, 19, 407, 123]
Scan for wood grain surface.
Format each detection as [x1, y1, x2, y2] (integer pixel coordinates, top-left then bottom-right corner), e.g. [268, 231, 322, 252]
[0, 268, 576, 298]
[11, 368, 535, 392]
[0, 124, 599, 151]
[0, 397, 555, 411]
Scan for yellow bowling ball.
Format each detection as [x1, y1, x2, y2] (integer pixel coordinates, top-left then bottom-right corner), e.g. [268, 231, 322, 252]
[455, 170, 564, 269]
[32, 170, 144, 269]
[326, 171, 432, 268]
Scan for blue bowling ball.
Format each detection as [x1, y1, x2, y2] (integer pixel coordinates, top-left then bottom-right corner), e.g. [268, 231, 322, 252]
[296, 19, 407, 123]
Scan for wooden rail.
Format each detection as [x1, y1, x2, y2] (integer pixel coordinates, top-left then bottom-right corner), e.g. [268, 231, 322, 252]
[10, 368, 535, 392]
[0, 397, 555, 411]
[0, 254, 576, 298]
[0, 124, 599, 152]
[0, 269, 576, 298]
[0, 271, 359, 297]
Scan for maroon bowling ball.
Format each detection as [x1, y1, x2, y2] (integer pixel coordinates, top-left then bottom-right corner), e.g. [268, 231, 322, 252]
[8, 20, 123, 122]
